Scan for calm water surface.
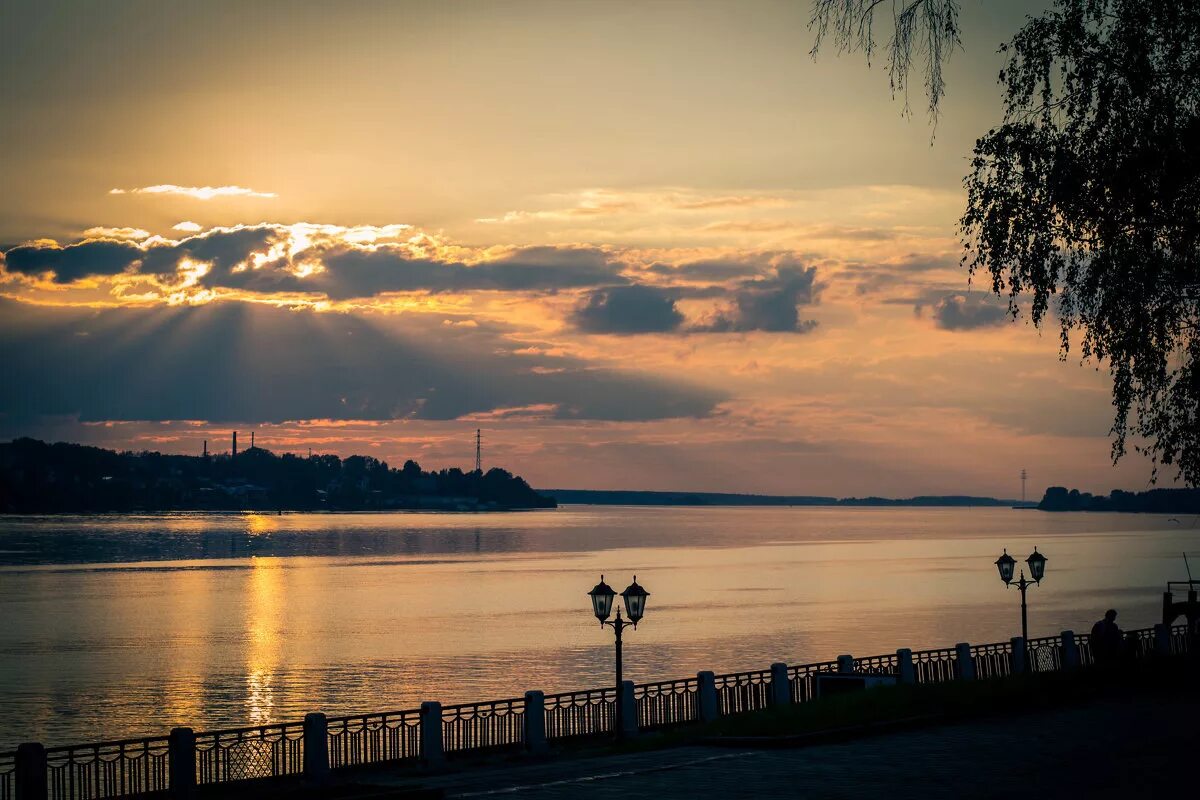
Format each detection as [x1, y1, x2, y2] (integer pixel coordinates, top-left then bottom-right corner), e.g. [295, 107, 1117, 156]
[0, 506, 1197, 749]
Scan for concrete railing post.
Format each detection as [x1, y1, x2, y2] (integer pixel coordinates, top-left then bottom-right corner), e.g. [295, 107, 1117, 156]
[167, 727, 196, 800]
[836, 654, 855, 674]
[769, 662, 791, 707]
[302, 713, 329, 782]
[523, 691, 547, 753]
[954, 643, 975, 681]
[15, 742, 47, 800]
[896, 648, 915, 684]
[619, 681, 638, 737]
[1010, 636, 1027, 675]
[696, 671, 719, 722]
[1154, 623, 1171, 656]
[1061, 631, 1080, 669]
[419, 702, 444, 766]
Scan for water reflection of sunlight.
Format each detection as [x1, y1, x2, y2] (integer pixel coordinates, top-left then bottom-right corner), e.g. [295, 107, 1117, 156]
[244, 513, 277, 536]
[246, 556, 281, 725]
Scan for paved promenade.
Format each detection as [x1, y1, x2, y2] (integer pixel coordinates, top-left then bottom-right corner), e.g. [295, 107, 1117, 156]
[365, 691, 1195, 799]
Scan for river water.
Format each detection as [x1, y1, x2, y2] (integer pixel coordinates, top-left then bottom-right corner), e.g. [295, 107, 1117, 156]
[0, 506, 1196, 749]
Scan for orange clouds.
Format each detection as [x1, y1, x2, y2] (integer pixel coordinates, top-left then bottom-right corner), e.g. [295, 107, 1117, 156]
[109, 185, 277, 200]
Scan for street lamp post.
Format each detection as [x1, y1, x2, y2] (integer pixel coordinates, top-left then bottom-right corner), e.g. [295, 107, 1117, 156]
[587, 575, 649, 739]
[994, 548, 1048, 641]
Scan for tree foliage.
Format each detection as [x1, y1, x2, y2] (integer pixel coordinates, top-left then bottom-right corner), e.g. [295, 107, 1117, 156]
[961, 0, 1200, 485]
[808, 0, 961, 121]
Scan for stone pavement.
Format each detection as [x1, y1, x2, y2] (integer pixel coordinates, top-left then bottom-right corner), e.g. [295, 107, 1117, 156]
[363, 692, 1196, 799]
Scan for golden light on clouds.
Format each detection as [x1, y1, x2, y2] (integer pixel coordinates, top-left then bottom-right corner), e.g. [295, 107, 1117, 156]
[0, 0, 1158, 496]
[110, 185, 278, 200]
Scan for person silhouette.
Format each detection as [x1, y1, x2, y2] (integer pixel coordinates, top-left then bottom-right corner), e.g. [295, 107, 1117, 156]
[1091, 609, 1122, 665]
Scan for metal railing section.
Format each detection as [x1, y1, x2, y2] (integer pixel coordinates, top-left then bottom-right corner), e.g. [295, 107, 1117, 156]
[542, 687, 614, 741]
[714, 668, 773, 715]
[1074, 630, 1094, 666]
[787, 661, 838, 704]
[854, 653, 899, 675]
[634, 677, 699, 730]
[42, 736, 170, 800]
[1169, 625, 1192, 655]
[0, 752, 11, 800]
[1130, 628, 1156, 658]
[441, 698, 524, 754]
[195, 722, 303, 785]
[969, 641, 1013, 680]
[1026, 635, 1062, 673]
[911, 646, 959, 683]
[326, 708, 420, 770]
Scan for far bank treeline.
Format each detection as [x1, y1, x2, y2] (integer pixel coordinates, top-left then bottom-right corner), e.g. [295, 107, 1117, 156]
[1038, 486, 1200, 514]
[0, 438, 556, 513]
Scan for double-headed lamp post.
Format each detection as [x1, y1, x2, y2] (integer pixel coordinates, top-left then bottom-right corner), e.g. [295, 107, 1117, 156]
[587, 575, 649, 738]
[994, 547, 1048, 641]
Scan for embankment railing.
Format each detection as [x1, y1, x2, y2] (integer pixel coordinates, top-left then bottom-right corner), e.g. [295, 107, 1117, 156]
[440, 697, 524, 754]
[0, 752, 11, 800]
[3, 623, 1191, 800]
[713, 668, 773, 716]
[326, 708, 420, 770]
[634, 677, 698, 729]
[45, 737, 170, 800]
[543, 686, 614, 741]
[195, 721, 304, 785]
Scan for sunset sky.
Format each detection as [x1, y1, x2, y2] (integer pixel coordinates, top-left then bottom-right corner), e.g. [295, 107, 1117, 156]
[0, 0, 1163, 497]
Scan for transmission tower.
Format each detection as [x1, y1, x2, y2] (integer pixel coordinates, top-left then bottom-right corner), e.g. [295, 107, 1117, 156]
[475, 428, 482, 473]
[1021, 468, 1027, 504]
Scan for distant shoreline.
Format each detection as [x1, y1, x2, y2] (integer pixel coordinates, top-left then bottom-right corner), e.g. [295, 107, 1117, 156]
[542, 486, 1200, 513]
[542, 489, 1019, 508]
[0, 438, 557, 514]
[0, 506, 555, 517]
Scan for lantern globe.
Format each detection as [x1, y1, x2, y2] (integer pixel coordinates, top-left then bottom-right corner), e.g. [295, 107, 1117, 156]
[995, 550, 1017, 584]
[1026, 548, 1047, 583]
[587, 576, 615, 623]
[621, 576, 650, 625]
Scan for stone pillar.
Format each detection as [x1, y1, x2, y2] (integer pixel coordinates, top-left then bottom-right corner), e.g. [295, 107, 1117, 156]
[896, 648, 915, 684]
[696, 671, 719, 722]
[954, 643, 975, 681]
[618, 680, 638, 737]
[302, 713, 329, 782]
[836, 654, 854, 674]
[1010, 636, 1027, 675]
[769, 662, 791, 707]
[1061, 631, 1080, 669]
[419, 702, 444, 766]
[168, 727, 196, 800]
[1154, 623, 1171, 656]
[15, 743, 47, 800]
[523, 691, 547, 753]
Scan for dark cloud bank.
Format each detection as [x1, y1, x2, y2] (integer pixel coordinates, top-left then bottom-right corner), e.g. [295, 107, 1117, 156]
[926, 293, 1011, 331]
[572, 285, 686, 334]
[0, 299, 722, 424]
[2, 229, 825, 336]
[886, 288, 1012, 331]
[570, 265, 821, 335]
[1, 228, 627, 298]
